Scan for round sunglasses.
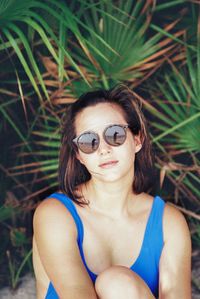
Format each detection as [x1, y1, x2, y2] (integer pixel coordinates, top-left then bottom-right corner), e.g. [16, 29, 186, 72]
[73, 124, 129, 154]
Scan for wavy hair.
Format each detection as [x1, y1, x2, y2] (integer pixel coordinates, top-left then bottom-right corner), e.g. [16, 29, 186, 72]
[58, 85, 155, 205]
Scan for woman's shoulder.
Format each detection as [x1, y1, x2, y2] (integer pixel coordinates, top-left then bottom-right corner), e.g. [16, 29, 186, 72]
[163, 201, 187, 224]
[33, 193, 78, 238]
[162, 201, 191, 243]
[143, 193, 189, 237]
[34, 194, 68, 217]
[34, 191, 74, 213]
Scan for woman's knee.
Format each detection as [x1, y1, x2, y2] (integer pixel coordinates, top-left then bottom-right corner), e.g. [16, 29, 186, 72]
[95, 265, 154, 299]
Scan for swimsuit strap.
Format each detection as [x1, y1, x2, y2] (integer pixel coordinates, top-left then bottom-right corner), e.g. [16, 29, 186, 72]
[47, 192, 84, 246]
[144, 196, 165, 267]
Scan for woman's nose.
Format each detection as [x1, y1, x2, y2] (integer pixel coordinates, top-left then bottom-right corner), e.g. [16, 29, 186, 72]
[98, 136, 112, 155]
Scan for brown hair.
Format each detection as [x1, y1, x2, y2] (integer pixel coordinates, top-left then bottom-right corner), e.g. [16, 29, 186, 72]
[58, 84, 155, 205]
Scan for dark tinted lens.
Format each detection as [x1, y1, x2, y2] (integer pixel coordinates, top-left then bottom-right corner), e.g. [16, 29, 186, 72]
[104, 125, 126, 146]
[77, 132, 99, 153]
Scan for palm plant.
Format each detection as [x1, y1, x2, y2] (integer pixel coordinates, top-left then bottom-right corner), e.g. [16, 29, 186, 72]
[68, 0, 184, 88]
[43, 0, 187, 96]
[0, 0, 117, 101]
[142, 4, 200, 212]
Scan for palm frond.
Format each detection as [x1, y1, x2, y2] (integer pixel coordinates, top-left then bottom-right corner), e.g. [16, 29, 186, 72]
[0, 0, 118, 100]
[68, 0, 185, 88]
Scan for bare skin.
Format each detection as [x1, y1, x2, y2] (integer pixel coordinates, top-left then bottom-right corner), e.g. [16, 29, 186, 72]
[95, 266, 155, 298]
[33, 103, 191, 299]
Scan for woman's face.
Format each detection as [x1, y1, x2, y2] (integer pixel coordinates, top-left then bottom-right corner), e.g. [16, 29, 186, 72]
[74, 103, 142, 183]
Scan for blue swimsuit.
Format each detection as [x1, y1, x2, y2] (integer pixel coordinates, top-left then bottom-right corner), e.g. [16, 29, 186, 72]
[45, 192, 165, 298]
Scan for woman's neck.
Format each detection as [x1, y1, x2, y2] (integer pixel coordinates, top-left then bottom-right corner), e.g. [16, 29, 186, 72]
[81, 178, 140, 218]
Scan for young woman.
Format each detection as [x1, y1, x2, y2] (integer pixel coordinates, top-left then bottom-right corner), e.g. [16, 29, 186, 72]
[32, 85, 191, 299]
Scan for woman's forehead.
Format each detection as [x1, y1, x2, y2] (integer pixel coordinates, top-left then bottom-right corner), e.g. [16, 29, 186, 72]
[75, 103, 126, 133]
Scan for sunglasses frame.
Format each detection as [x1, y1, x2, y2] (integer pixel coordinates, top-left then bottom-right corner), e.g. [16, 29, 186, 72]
[73, 124, 129, 154]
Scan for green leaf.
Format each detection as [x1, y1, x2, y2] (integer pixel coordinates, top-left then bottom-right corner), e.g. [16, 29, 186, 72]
[2, 27, 42, 99]
[0, 206, 15, 222]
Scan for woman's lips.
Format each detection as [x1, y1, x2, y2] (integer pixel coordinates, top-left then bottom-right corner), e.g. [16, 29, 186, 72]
[99, 160, 119, 168]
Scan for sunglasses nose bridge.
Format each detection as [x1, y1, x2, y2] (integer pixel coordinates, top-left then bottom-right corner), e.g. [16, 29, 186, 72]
[97, 133, 112, 153]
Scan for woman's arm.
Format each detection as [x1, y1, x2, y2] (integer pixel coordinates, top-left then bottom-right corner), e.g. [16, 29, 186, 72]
[33, 198, 98, 299]
[159, 204, 192, 299]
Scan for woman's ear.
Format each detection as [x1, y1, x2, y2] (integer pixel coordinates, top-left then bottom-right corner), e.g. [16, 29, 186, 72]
[134, 135, 142, 153]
